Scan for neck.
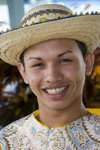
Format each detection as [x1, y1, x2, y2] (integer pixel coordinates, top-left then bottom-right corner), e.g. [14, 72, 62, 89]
[36, 100, 90, 128]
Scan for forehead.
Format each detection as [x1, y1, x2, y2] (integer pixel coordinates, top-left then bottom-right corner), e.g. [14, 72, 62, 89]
[24, 38, 81, 57]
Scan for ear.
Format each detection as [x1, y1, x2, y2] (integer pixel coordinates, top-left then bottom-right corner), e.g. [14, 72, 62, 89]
[18, 63, 29, 84]
[85, 52, 94, 76]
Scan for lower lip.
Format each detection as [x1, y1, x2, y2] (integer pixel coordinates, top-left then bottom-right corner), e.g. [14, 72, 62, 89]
[43, 86, 69, 100]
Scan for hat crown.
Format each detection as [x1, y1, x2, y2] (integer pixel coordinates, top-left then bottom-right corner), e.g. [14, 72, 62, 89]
[21, 4, 73, 20]
[20, 4, 73, 27]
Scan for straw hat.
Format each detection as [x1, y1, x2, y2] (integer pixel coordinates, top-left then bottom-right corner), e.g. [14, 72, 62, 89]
[0, 4, 100, 66]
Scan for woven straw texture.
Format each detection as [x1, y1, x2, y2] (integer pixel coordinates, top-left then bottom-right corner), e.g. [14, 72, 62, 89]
[0, 4, 100, 66]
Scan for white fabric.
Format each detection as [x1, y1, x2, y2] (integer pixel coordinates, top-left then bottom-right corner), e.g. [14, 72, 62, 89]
[0, 111, 100, 149]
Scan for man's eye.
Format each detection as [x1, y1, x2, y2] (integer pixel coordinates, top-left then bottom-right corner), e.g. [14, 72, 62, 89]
[60, 59, 71, 63]
[33, 63, 44, 67]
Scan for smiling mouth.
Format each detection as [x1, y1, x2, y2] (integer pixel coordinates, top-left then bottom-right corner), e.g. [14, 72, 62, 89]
[44, 86, 69, 94]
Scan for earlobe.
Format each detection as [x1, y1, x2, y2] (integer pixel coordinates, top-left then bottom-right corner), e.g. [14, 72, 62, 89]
[18, 63, 29, 84]
[85, 52, 94, 76]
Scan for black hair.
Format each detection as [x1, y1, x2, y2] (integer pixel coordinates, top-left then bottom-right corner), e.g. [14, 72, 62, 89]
[20, 49, 26, 68]
[75, 40, 88, 60]
[20, 40, 88, 68]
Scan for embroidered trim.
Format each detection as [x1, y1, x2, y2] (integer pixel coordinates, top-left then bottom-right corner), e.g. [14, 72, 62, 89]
[20, 9, 72, 25]
[0, 13, 100, 35]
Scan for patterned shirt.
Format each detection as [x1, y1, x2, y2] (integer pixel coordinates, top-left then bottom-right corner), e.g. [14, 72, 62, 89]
[0, 110, 100, 150]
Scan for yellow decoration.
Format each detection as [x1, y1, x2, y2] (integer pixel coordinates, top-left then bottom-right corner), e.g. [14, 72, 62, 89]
[67, 13, 71, 17]
[95, 11, 98, 14]
[31, 21, 35, 24]
[53, 17, 57, 20]
[39, 17, 48, 22]
[1, 30, 4, 33]
[52, 11, 57, 15]
[85, 12, 89, 15]
[6, 28, 9, 31]
[80, 12, 83, 15]
[24, 24, 28, 26]
[91, 11, 94, 14]
[12, 27, 15, 30]
[74, 12, 78, 16]
[17, 25, 21, 28]
[60, 15, 64, 18]
[24, 20, 27, 23]
[28, 17, 31, 21]
[46, 19, 50, 21]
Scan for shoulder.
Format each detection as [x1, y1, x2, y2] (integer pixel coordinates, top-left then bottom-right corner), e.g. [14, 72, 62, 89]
[82, 113, 100, 141]
[82, 113, 100, 126]
[0, 112, 33, 136]
[0, 112, 35, 149]
[66, 113, 100, 149]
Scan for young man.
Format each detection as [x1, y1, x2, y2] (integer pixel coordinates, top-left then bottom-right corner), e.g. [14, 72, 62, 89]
[0, 4, 100, 150]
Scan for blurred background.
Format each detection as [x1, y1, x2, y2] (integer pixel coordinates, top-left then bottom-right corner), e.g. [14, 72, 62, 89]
[0, 0, 100, 129]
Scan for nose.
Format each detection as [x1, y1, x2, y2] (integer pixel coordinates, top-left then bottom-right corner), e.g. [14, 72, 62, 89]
[44, 64, 63, 83]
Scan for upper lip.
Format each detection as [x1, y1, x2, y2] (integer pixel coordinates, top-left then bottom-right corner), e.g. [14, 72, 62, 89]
[42, 84, 70, 90]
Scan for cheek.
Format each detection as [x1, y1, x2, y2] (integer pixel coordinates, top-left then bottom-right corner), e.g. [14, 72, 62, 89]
[29, 75, 40, 83]
[62, 62, 85, 83]
[27, 71, 43, 88]
[62, 64, 79, 77]
[73, 63, 86, 86]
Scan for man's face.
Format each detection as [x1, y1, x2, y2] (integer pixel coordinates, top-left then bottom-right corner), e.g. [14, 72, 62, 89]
[18, 39, 94, 111]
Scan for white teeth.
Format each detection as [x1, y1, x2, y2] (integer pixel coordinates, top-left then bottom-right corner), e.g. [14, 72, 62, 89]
[46, 86, 67, 94]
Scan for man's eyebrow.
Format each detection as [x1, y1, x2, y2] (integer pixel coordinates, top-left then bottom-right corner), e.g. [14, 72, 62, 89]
[28, 50, 73, 60]
[28, 57, 42, 61]
[57, 50, 73, 57]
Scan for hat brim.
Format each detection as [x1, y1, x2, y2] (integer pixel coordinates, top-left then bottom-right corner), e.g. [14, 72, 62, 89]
[0, 15, 100, 66]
